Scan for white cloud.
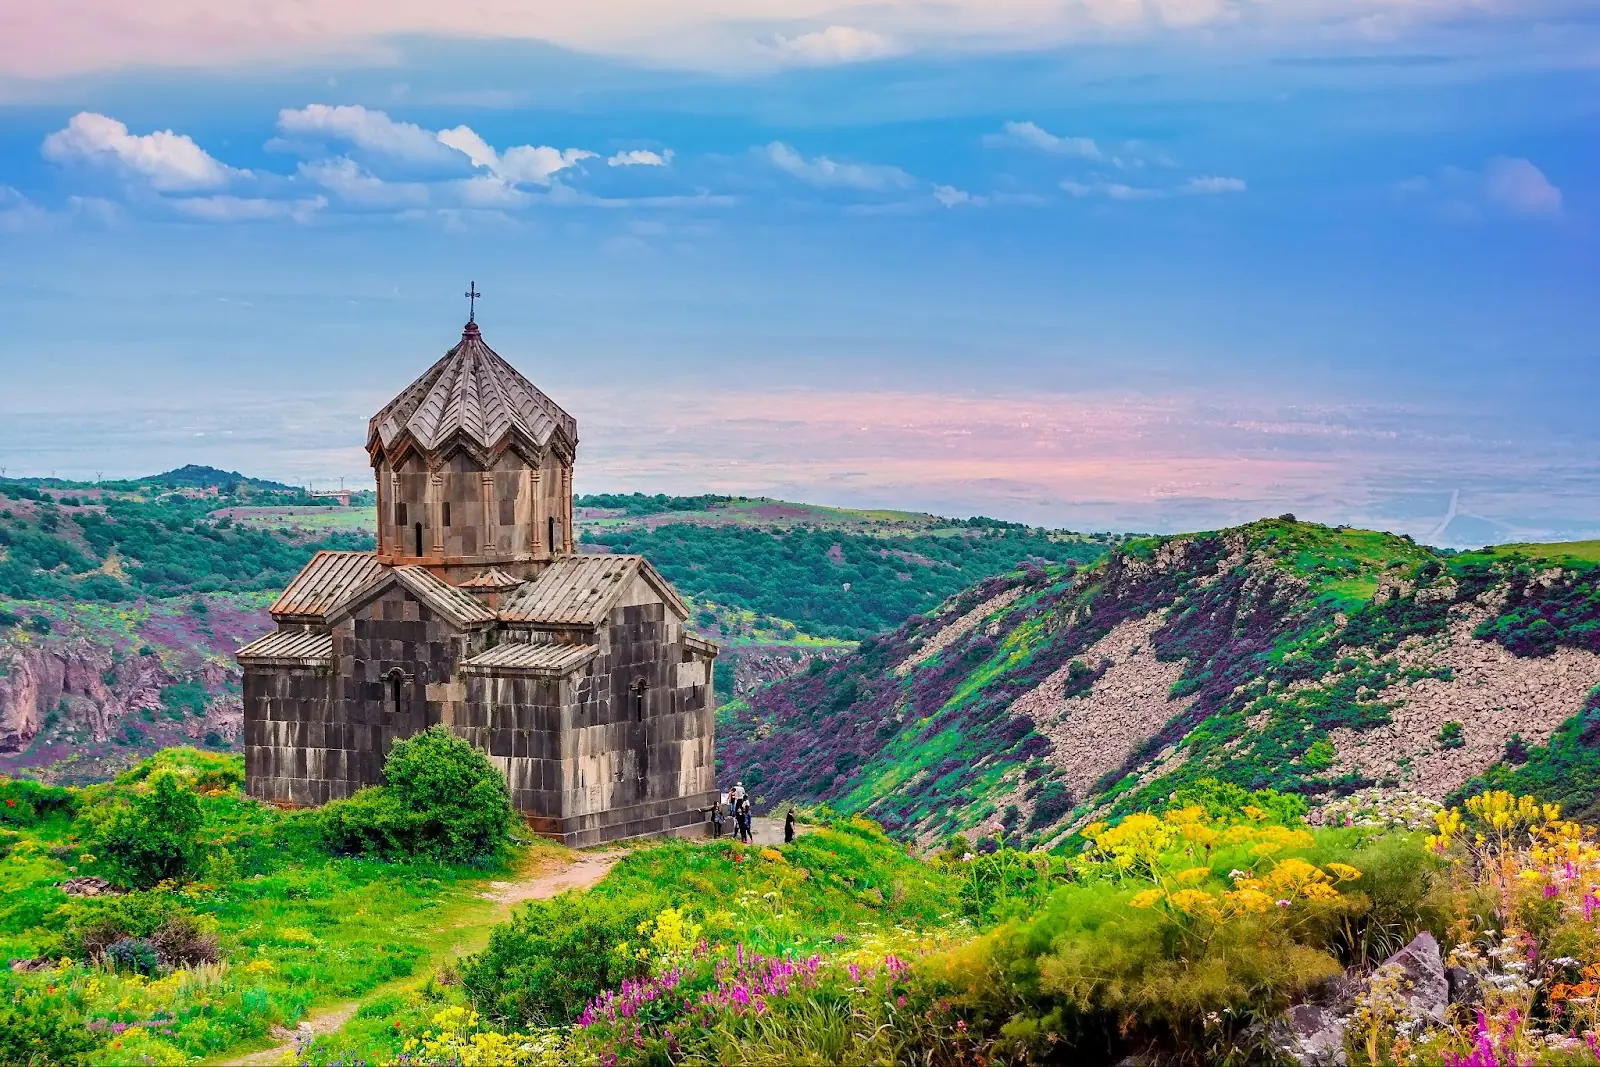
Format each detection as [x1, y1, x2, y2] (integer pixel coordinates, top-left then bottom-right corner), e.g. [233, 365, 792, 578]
[169, 195, 325, 222]
[435, 125, 499, 169]
[42, 112, 239, 191]
[277, 104, 452, 164]
[765, 141, 913, 191]
[280, 106, 593, 187]
[1483, 156, 1561, 216]
[1186, 175, 1247, 194]
[987, 121, 1102, 160]
[298, 157, 429, 206]
[436, 124, 593, 185]
[1407, 157, 1563, 221]
[608, 149, 673, 167]
[933, 184, 985, 208]
[1063, 178, 1164, 199]
[497, 144, 596, 184]
[773, 25, 900, 65]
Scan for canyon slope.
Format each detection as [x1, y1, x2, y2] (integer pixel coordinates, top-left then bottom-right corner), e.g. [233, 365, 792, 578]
[719, 519, 1600, 843]
[0, 477, 1112, 778]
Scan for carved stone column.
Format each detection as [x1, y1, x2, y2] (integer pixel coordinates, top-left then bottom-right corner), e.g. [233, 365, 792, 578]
[429, 471, 445, 555]
[530, 467, 543, 556]
[480, 473, 495, 556]
[562, 465, 573, 553]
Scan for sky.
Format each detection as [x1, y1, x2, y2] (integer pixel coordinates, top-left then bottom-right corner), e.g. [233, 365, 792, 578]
[0, 0, 1596, 545]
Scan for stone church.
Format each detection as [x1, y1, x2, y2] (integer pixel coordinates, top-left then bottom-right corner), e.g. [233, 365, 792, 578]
[237, 315, 718, 846]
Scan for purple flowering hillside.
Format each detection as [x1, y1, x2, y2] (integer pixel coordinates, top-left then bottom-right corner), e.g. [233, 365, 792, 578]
[719, 518, 1600, 845]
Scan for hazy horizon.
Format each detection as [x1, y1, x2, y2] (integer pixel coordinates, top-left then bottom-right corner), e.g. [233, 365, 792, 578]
[2, 1, 1595, 547]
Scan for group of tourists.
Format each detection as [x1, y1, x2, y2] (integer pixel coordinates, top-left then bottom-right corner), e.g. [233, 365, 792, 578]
[706, 782, 799, 845]
[708, 781, 754, 842]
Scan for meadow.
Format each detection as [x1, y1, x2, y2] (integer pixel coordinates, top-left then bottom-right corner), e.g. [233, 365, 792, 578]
[10, 733, 1600, 1066]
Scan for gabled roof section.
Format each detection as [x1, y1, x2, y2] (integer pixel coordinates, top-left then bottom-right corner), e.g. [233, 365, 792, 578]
[499, 554, 689, 628]
[367, 322, 578, 466]
[327, 565, 497, 629]
[237, 629, 333, 668]
[460, 567, 523, 591]
[271, 551, 384, 622]
[683, 633, 720, 659]
[461, 641, 598, 676]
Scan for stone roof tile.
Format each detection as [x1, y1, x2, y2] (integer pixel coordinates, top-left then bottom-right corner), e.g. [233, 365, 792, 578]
[368, 322, 577, 464]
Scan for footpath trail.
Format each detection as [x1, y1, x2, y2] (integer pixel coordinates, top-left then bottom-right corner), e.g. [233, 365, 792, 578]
[231, 847, 622, 1066]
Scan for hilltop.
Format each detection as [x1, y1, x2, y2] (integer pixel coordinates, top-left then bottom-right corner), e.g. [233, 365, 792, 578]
[720, 518, 1600, 844]
[0, 478, 1116, 779]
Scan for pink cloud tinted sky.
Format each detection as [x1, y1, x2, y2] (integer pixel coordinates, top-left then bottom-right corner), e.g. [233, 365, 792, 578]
[0, 0, 1550, 78]
[5, 382, 1582, 544]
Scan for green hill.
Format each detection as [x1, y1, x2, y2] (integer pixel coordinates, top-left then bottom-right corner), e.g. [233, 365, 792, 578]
[719, 519, 1600, 844]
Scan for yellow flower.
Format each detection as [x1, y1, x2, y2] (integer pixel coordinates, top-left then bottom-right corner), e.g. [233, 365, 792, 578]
[1324, 862, 1363, 882]
[1174, 866, 1213, 884]
[1128, 888, 1166, 909]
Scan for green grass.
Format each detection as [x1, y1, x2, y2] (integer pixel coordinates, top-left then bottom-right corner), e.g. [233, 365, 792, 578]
[1473, 540, 1600, 565]
[0, 749, 570, 1065]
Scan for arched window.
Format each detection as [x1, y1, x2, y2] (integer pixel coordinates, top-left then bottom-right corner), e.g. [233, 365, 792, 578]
[442, 501, 451, 528]
[548, 516, 563, 553]
[414, 522, 424, 557]
[386, 669, 406, 714]
[630, 678, 649, 721]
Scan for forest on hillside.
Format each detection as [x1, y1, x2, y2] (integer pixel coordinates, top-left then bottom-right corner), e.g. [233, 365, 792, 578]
[585, 522, 1110, 639]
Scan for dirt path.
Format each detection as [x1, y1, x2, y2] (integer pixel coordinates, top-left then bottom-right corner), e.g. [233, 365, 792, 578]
[232, 849, 622, 1066]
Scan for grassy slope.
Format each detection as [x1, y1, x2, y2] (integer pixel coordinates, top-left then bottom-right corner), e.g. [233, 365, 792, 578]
[0, 749, 565, 1065]
[720, 520, 1600, 845]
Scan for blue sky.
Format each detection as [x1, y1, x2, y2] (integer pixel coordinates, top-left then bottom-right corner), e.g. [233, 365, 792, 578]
[0, 3, 1596, 544]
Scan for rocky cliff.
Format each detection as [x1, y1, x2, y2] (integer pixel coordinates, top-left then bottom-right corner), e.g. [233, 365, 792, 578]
[718, 520, 1600, 843]
[0, 598, 264, 782]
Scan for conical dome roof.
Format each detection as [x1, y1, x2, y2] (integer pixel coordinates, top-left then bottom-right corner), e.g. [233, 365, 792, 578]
[367, 321, 577, 466]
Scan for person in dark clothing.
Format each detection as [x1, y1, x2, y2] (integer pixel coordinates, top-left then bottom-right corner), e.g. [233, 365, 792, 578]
[784, 806, 797, 844]
[709, 801, 724, 839]
[737, 796, 753, 843]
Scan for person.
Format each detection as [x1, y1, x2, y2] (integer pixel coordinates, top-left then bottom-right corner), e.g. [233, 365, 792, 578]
[784, 806, 797, 844]
[709, 799, 725, 839]
[737, 795, 753, 843]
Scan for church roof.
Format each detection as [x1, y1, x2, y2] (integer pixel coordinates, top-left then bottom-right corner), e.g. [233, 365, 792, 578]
[328, 565, 498, 629]
[461, 641, 598, 676]
[237, 628, 333, 668]
[500, 554, 689, 628]
[459, 567, 524, 591]
[270, 551, 383, 622]
[367, 321, 577, 465]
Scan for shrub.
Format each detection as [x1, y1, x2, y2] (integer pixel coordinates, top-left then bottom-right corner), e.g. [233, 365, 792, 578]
[320, 726, 513, 863]
[49, 890, 219, 970]
[463, 891, 656, 1026]
[1438, 721, 1465, 749]
[87, 769, 204, 888]
[0, 987, 100, 1067]
[0, 777, 77, 827]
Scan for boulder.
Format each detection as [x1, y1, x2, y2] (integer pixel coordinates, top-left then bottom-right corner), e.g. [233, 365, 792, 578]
[1446, 965, 1481, 1008]
[1267, 1003, 1349, 1066]
[1385, 932, 1449, 1024]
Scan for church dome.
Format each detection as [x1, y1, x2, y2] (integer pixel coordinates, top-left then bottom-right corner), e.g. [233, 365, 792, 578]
[367, 321, 578, 467]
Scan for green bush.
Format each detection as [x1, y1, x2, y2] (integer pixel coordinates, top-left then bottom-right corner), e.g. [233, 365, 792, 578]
[941, 880, 1343, 1063]
[463, 890, 656, 1027]
[320, 726, 514, 863]
[0, 987, 99, 1067]
[46, 890, 220, 970]
[0, 777, 78, 827]
[85, 769, 203, 889]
